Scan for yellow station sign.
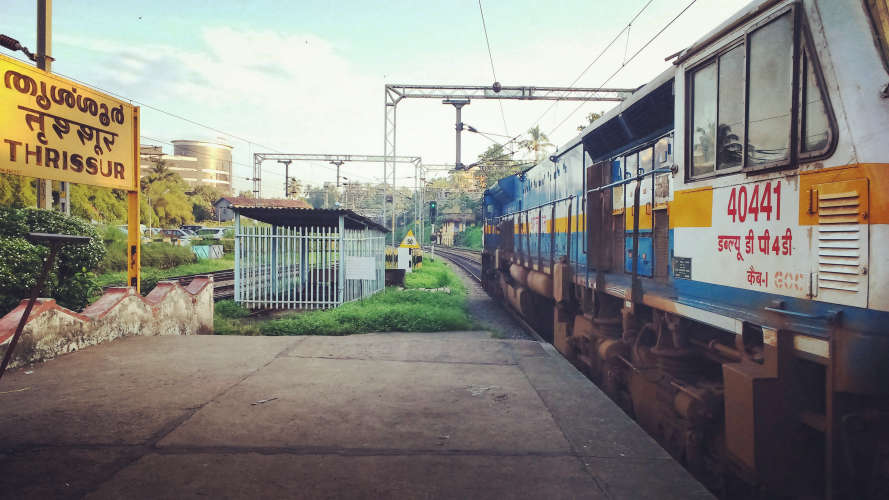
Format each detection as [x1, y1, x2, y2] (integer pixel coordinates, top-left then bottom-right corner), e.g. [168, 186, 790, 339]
[0, 53, 138, 191]
[0, 53, 142, 290]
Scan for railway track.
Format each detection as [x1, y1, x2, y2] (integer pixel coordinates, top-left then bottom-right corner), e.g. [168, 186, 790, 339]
[103, 268, 234, 300]
[430, 247, 482, 281]
[433, 246, 546, 343]
[167, 269, 234, 300]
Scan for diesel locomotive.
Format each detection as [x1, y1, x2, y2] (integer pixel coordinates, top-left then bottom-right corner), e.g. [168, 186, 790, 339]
[481, 1, 889, 497]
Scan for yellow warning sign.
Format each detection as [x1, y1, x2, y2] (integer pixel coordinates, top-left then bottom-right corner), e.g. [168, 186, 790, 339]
[399, 230, 420, 248]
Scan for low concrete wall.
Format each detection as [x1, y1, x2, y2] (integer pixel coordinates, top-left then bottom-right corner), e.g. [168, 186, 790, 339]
[0, 277, 214, 369]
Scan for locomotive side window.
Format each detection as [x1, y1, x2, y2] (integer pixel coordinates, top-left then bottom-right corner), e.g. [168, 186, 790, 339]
[691, 63, 717, 176]
[717, 45, 745, 170]
[686, 8, 835, 179]
[625, 151, 639, 177]
[801, 47, 831, 153]
[638, 147, 653, 174]
[746, 13, 793, 167]
[654, 136, 672, 166]
[612, 158, 624, 211]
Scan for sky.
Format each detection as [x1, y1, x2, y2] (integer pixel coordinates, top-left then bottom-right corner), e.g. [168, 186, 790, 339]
[3, 0, 752, 197]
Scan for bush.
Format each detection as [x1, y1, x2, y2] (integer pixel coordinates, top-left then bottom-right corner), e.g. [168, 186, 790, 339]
[0, 237, 48, 314]
[97, 226, 128, 273]
[141, 242, 196, 269]
[215, 300, 250, 319]
[454, 225, 482, 250]
[0, 207, 105, 315]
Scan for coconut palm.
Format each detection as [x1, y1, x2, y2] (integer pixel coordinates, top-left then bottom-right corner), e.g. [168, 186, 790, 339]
[519, 125, 554, 162]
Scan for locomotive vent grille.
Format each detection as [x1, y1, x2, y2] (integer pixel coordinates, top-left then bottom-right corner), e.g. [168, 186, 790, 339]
[816, 188, 862, 293]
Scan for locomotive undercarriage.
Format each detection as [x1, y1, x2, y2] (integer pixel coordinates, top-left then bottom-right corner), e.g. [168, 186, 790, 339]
[482, 249, 889, 499]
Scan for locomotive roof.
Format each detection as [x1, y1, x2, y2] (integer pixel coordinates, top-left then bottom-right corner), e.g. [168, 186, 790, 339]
[557, 66, 675, 157]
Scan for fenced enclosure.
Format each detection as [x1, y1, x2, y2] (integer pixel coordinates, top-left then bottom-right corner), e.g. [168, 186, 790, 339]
[233, 208, 387, 310]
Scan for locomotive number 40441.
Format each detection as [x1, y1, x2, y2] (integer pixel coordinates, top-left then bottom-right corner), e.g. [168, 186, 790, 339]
[727, 181, 781, 223]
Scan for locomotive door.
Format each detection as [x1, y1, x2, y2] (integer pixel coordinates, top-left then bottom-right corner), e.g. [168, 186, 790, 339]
[586, 159, 612, 271]
[810, 178, 869, 308]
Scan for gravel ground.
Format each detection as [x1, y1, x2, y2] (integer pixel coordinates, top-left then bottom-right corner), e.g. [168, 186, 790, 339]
[437, 256, 534, 340]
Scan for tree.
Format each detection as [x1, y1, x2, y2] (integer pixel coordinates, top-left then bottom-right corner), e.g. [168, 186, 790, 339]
[189, 184, 227, 222]
[147, 177, 194, 227]
[474, 143, 523, 187]
[69, 185, 128, 223]
[577, 111, 604, 131]
[237, 190, 253, 198]
[287, 178, 302, 199]
[0, 174, 36, 208]
[519, 125, 554, 163]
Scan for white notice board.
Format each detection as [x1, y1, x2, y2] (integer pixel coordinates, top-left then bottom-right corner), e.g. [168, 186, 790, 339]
[345, 256, 376, 280]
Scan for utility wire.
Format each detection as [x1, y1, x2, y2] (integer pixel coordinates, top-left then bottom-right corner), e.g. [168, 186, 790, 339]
[478, 0, 510, 137]
[549, 0, 698, 135]
[527, 0, 655, 134]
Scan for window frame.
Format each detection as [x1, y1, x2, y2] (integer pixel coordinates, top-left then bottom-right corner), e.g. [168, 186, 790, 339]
[742, 6, 800, 173]
[684, 4, 836, 181]
[797, 22, 839, 162]
[686, 38, 746, 180]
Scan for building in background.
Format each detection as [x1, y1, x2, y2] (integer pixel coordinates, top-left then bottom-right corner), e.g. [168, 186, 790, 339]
[140, 140, 233, 193]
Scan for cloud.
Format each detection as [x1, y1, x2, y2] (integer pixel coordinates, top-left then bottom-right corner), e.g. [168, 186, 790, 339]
[56, 27, 389, 194]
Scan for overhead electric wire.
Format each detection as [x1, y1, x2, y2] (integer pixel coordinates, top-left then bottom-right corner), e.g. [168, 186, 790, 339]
[548, 0, 698, 135]
[478, 0, 510, 137]
[527, 0, 655, 134]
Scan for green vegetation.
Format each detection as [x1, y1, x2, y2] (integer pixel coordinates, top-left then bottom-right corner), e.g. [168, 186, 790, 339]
[0, 207, 105, 316]
[454, 225, 482, 250]
[215, 260, 472, 336]
[258, 288, 471, 336]
[404, 259, 460, 289]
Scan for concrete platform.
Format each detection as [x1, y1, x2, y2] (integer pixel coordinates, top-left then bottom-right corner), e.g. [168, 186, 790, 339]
[0, 332, 713, 499]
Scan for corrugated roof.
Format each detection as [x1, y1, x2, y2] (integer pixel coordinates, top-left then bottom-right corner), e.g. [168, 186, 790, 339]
[229, 205, 389, 233]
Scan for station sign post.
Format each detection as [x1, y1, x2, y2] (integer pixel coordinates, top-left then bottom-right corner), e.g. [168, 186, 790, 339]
[0, 53, 141, 291]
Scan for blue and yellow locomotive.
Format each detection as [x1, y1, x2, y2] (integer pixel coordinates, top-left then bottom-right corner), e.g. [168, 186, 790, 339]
[482, 1, 889, 497]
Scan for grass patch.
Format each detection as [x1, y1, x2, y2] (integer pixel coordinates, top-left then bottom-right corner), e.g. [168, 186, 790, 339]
[215, 260, 473, 336]
[215, 299, 250, 319]
[404, 259, 462, 290]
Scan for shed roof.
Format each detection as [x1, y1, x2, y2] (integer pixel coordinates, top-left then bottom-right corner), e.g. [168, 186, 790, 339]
[230, 205, 389, 233]
[214, 197, 313, 209]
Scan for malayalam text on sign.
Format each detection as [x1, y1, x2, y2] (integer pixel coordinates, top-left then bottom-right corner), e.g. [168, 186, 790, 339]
[0, 53, 137, 190]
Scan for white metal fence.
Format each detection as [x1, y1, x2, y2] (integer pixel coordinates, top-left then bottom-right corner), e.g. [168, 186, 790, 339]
[234, 224, 385, 309]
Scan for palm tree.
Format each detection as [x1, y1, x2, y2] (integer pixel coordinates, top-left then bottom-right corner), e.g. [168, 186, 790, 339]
[519, 125, 554, 163]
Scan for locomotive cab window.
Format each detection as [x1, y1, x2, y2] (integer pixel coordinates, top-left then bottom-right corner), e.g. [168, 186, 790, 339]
[686, 6, 836, 179]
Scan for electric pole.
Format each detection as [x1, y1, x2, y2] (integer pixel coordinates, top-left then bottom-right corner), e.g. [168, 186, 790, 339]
[443, 98, 470, 170]
[330, 160, 344, 187]
[35, 0, 57, 211]
[278, 160, 292, 198]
